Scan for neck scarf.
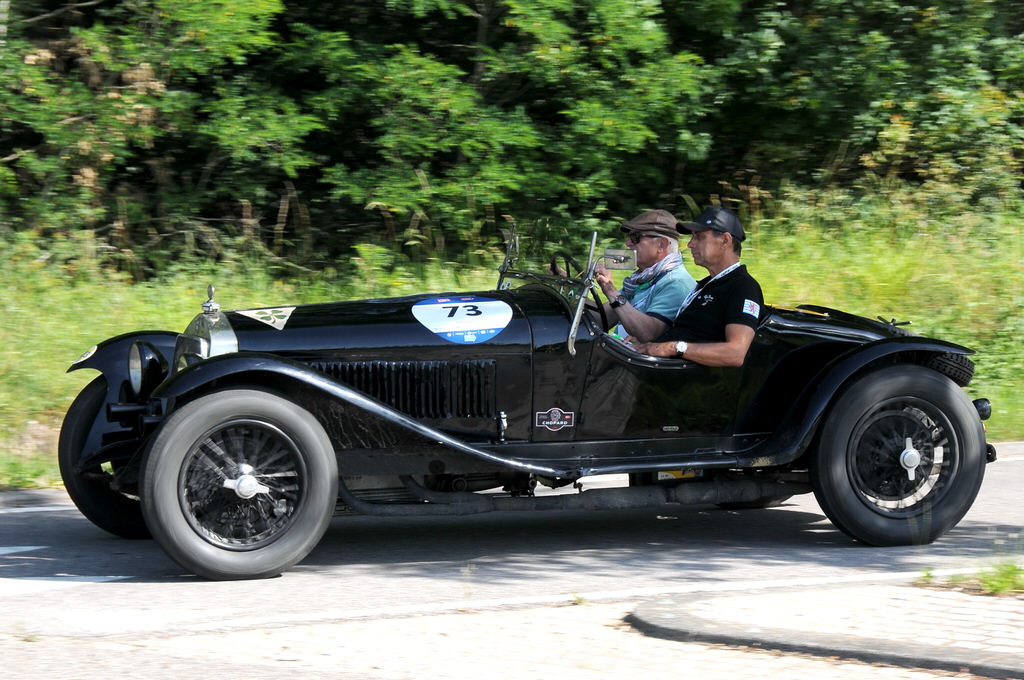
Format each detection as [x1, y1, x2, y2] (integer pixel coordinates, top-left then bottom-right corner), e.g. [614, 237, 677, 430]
[620, 252, 682, 298]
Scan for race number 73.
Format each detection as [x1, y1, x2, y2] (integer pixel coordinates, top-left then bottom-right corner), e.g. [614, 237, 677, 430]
[412, 296, 513, 342]
[444, 304, 482, 318]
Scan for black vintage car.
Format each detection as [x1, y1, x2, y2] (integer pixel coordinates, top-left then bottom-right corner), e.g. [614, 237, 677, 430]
[59, 230, 995, 580]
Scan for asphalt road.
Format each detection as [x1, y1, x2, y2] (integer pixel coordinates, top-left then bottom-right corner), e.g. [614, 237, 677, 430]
[1, 443, 1021, 679]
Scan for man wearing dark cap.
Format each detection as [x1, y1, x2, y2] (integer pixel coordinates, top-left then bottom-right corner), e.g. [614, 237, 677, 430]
[633, 206, 763, 367]
[594, 209, 696, 342]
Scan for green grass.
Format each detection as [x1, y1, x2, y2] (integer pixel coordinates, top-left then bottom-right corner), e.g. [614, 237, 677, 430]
[745, 215, 1023, 439]
[0, 236, 499, 488]
[977, 562, 1024, 595]
[921, 561, 1024, 597]
[1, 197, 1021, 489]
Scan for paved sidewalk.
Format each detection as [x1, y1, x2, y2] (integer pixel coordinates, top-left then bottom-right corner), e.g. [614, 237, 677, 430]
[621, 440, 1021, 679]
[630, 583, 1024, 679]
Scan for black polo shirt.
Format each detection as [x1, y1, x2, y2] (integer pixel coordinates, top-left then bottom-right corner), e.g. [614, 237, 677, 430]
[662, 264, 763, 343]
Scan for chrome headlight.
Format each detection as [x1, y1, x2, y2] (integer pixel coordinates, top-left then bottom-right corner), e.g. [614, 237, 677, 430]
[172, 311, 239, 374]
[128, 341, 168, 400]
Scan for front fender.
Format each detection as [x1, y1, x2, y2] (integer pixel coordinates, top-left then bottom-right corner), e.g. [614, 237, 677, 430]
[739, 336, 975, 467]
[69, 329, 178, 411]
[153, 353, 565, 477]
[70, 330, 179, 380]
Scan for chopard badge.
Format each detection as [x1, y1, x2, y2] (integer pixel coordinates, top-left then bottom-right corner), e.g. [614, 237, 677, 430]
[236, 307, 296, 330]
[536, 408, 575, 432]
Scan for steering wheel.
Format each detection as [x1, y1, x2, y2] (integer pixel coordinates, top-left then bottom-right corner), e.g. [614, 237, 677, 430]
[549, 251, 583, 277]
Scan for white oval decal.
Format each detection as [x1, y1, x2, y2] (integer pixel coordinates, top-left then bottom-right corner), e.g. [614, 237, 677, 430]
[412, 296, 513, 344]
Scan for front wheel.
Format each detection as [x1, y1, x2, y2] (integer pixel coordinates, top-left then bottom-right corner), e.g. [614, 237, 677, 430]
[58, 376, 149, 539]
[811, 365, 986, 546]
[141, 389, 338, 580]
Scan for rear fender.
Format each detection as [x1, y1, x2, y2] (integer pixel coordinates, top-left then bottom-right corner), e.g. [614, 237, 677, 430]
[742, 336, 976, 466]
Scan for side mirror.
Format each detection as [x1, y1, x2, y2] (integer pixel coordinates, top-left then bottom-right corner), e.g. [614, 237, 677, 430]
[602, 249, 636, 270]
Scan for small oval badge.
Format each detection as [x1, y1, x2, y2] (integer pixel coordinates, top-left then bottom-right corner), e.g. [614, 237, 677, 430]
[73, 345, 98, 364]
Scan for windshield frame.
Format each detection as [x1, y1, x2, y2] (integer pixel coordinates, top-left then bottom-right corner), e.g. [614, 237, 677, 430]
[497, 226, 600, 356]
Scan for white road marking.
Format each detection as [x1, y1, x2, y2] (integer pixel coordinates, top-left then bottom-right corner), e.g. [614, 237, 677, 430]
[0, 546, 129, 596]
[0, 545, 45, 556]
[0, 575, 130, 598]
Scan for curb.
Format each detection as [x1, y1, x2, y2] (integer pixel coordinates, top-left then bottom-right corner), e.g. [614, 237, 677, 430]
[627, 585, 1024, 679]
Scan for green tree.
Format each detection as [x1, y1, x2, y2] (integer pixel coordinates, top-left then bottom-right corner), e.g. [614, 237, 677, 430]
[666, 0, 1024, 204]
[1, 0, 1022, 272]
[286, 0, 713, 254]
[1, 0, 299, 266]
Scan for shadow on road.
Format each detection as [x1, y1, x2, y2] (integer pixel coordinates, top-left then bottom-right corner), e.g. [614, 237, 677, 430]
[1, 496, 1018, 584]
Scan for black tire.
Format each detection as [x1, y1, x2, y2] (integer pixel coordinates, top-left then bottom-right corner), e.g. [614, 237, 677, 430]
[811, 365, 986, 546]
[141, 389, 338, 580]
[58, 376, 150, 539]
[925, 352, 975, 387]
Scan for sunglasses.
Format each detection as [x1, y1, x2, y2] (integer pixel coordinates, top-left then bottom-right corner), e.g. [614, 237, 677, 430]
[625, 232, 662, 245]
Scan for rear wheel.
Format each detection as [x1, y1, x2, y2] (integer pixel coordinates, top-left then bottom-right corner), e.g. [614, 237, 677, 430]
[58, 376, 149, 539]
[141, 389, 337, 580]
[811, 365, 985, 546]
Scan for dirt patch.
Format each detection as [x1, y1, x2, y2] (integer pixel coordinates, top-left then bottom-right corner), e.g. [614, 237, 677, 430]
[10, 420, 60, 458]
[1, 420, 62, 489]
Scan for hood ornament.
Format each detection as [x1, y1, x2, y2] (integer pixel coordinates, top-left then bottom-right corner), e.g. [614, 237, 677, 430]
[202, 284, 220, 315]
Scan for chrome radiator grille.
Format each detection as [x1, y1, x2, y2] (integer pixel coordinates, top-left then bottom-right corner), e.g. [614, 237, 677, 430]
[309, 359, 497, 419]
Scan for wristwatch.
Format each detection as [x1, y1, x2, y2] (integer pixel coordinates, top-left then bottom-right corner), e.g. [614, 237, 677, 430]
[610, 294, 628, 309]
[674, 341, 688, 357]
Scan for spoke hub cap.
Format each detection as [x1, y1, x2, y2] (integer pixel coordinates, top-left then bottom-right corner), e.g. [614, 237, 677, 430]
[222, 464, 270, 499]
[899, 438, 922, 481]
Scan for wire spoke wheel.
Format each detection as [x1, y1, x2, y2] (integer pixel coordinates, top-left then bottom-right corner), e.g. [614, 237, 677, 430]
[181, 419, 307, 549]
[812, 365, 985, 546]
[847, 399, 957, 516]
[142, 389, 337, 580]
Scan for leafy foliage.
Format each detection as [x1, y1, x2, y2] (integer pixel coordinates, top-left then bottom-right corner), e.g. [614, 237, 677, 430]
[2, 0, 1022, 268]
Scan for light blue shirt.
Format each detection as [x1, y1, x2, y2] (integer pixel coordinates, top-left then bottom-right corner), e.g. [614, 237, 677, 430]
[612, 265, 696, 337]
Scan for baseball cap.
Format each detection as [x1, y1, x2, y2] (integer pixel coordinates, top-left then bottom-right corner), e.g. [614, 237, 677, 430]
[619, 209, 681, 239]
[678, 206, 745, 241]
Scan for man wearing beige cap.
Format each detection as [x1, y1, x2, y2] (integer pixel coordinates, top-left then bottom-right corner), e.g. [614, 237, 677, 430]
[594, 209, 696, 342]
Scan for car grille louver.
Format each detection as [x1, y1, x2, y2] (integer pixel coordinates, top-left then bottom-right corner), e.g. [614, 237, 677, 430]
[309, 359, 497, 419]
